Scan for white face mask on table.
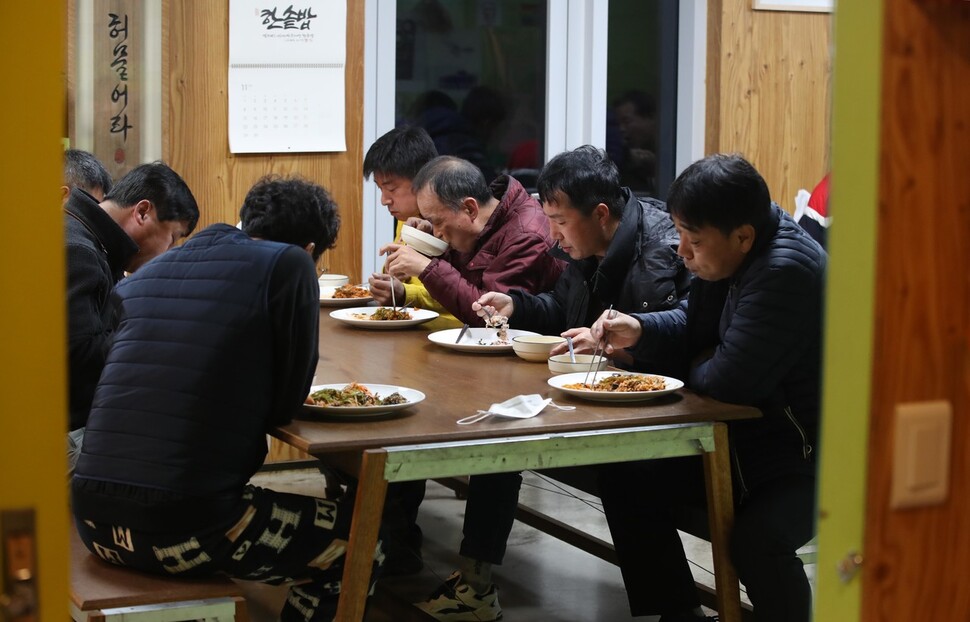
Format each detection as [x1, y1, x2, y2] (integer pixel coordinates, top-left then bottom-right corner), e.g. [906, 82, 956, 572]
[456, 394, 575, 425]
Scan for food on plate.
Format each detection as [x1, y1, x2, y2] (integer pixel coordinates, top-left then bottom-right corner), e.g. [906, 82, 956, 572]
[351, 307, 413, 321]
[306, 382, 407, 407]
[480, 314, 510, 345]
[332, 284, 370, 299]
[564, 374, 666, 392]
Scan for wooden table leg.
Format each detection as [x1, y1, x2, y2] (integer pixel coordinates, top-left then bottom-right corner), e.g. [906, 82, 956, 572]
[702, 423, 742, 622]
[335, 449, 388, 622]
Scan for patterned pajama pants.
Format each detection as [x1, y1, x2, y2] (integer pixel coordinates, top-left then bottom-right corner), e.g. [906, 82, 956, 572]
[74, 484, 384, 622]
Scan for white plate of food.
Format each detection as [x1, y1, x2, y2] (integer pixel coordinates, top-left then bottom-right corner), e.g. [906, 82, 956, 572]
[319, 284, 374, 307]
[427, 327, 541, 353]
[329, 306, 439, 329]
[547, 371, 684, 402]
[302, 383, 425, 419]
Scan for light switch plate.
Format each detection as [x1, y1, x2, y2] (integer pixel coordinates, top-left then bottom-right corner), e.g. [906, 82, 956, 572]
[890, 400, 952, 509]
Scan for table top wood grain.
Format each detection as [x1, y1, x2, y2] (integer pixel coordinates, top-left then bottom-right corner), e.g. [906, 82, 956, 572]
[274, 314, 759, 454]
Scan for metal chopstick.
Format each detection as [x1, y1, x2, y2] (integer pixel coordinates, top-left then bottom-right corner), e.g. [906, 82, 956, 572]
[584, 304, 614, 387]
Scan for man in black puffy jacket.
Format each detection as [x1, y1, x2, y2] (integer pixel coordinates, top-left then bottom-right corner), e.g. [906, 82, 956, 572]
[591, 154, 825, 622]
[65, 160, 199, 473]
[72, 176, 382, 622]
[414, 145, 690, 622]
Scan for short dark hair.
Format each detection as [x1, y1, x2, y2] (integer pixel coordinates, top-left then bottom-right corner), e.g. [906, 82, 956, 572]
[240, 175, 340, 261]
[667, 154, 771, 235]
[536, 145, 625, 218]
[411, 156, 492, 213]
[105, 161, 200, 233]
[363, 126, 438, 181]
[64, 149, 112, 196]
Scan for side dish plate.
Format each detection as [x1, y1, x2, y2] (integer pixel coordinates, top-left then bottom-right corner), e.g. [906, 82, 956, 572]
[330, 307, 439, 329]
[319, 285, 374, 307]
[301, 383, 426, 419]
[547, 372, 684, 402]
[428, 327, 540, 353]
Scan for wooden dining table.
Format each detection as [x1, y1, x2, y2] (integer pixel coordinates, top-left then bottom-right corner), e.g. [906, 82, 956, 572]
[272, 308, 760, 622]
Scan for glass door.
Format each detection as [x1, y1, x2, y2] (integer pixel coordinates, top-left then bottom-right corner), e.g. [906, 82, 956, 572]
[362, 0, 705, 273]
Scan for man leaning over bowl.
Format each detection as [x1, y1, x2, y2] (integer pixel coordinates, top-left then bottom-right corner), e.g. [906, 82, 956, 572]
[381, 155, 565, 328]
[411, 145, 689, 622]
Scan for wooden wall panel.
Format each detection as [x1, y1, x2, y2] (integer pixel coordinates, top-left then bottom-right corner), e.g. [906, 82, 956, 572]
[162, 0, 363, 281]
[707, 0, 832, 212]
[862, 3, 970, 620]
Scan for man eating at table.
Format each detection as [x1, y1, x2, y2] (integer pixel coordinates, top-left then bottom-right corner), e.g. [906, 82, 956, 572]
[414, 145, 690, 622]
[590, 154, 825, 622]
[65, 160, 199, 475]
[71, 176, 383, 622]
[363, 125, 461, 331]
[381, 155, 565, 326]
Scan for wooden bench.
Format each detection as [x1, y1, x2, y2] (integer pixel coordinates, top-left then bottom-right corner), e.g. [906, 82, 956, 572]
[70, 526, 249, 622]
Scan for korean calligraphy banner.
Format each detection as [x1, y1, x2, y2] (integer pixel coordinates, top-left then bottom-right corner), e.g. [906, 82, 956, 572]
[228, 0, 347, 153]
[93, 0, 141, 179]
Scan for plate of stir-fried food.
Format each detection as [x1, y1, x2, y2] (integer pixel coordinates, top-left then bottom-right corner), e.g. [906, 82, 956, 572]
[547, 372, 684, 402]
[329, 306, 439, 329]
[319, 283, 374, 307]
[302, 382, 426, 418]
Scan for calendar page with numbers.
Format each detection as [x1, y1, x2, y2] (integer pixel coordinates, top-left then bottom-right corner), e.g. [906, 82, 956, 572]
[228, 0, 346, 153]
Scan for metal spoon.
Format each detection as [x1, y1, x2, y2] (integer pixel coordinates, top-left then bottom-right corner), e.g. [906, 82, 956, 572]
[566, 336, 576, 363]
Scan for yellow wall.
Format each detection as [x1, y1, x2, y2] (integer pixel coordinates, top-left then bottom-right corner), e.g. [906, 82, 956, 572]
[813, 1, 884, 619]
[0, 3, 69, 620]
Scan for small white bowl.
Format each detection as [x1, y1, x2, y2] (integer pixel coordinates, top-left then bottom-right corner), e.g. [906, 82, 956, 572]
[548, 353, 608, 375]
[512, 335, 567, 363]
[318, 274, 350, 287]
[401, 224, 449, 257]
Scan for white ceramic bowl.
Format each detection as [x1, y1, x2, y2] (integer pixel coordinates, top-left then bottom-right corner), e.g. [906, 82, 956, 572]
[401, 224, 449, 257]
[511, 335, 567, 363]
[548, 353, 608, 375]
[318, 274, 350, 288]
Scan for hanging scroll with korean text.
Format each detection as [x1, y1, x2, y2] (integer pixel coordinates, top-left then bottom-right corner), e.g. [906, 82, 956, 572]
[93, 0, 141, 179]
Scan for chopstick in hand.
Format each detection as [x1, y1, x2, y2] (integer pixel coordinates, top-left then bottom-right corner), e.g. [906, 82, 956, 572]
[380, 253, 398, 311]
[584, 304, 614, 387]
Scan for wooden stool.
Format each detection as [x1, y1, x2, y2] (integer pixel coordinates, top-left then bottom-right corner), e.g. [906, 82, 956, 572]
[70, 526, 249, 622]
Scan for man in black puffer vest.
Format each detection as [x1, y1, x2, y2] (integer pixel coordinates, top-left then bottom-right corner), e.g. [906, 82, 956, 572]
[591, 154, 825, 622]
[72, 176, 382, 622]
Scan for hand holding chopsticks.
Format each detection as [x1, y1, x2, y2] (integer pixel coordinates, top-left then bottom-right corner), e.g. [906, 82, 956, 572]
[471, 293, 515, 322]
[588, 308, 645, 357]
[584, 305, 614, 387]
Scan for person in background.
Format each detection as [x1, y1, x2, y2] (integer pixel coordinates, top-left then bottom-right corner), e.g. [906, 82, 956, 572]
[414, 145, 690, 622]
[72, 176, 383, 622]
[62, 149, 113, 204]
[382, 155, 565, 326]
[613, 90, 659, 195]
[65, 161, 199, 474]
[590, 154, 825, 622]
[410, 88, 505, 183]
[362, 126, 459, 577]
[364, 125, 461, 332]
